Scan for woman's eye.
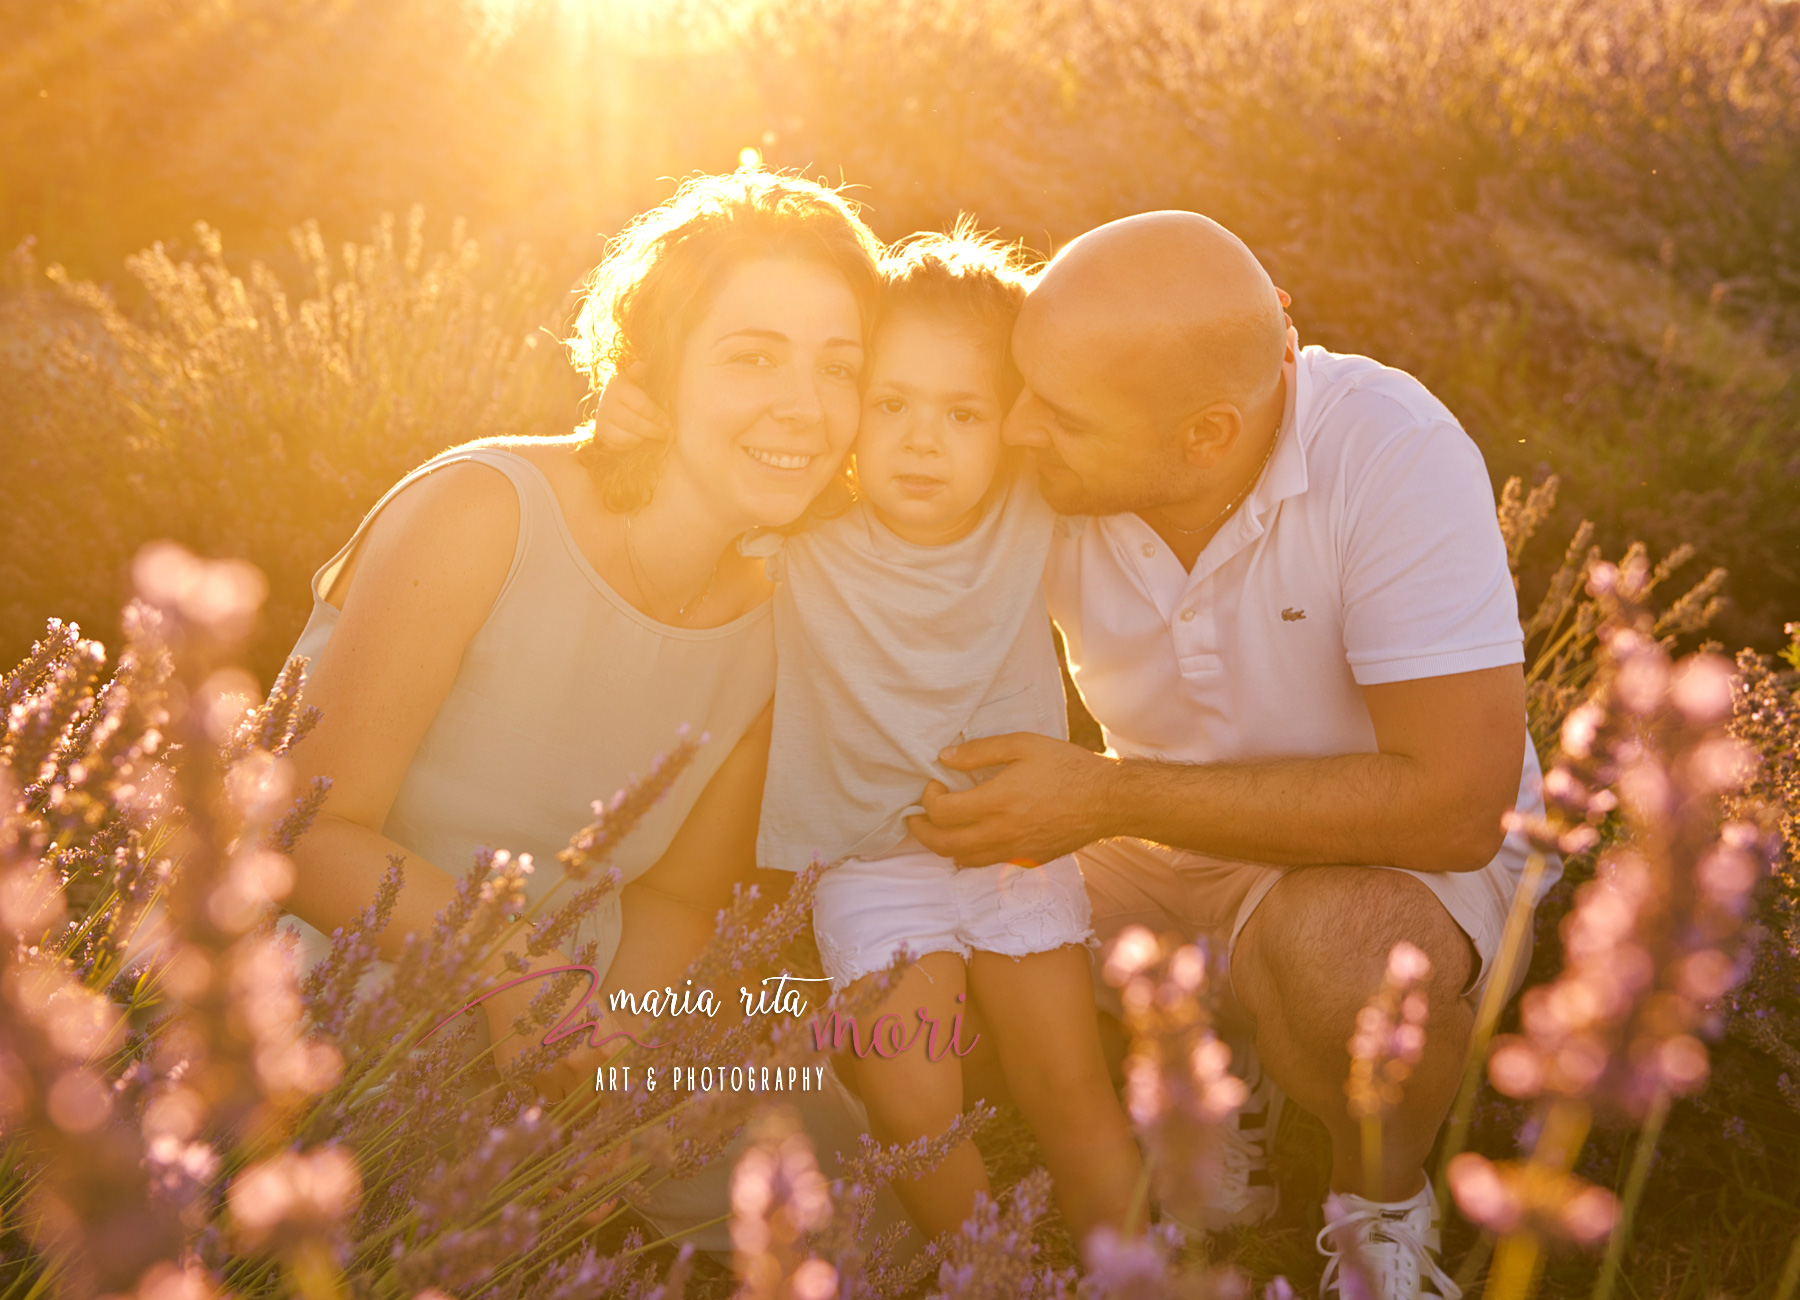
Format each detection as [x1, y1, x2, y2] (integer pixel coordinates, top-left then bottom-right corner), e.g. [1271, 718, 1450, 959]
[733, 352, 774, 368]
[823, 361, 860, 381]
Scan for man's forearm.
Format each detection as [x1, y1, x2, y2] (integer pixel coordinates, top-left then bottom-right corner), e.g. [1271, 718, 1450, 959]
[911, 674, 1525, 871]
[1098, 750, 1502, 873]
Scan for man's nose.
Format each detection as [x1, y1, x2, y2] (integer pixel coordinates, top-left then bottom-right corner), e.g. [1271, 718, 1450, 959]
[1002, 389, 1050, 447]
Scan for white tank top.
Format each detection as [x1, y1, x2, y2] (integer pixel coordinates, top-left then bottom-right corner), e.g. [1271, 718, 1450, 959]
[282, 441, 776, 969]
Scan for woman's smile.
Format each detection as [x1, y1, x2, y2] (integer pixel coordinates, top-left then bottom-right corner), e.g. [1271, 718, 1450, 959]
[742, 446, 818, 472]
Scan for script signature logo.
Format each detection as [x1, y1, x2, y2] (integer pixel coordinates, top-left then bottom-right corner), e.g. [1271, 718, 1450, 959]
[420, 964, 668, 1052]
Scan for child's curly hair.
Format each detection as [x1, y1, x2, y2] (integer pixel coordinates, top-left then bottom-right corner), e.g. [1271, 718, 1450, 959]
[566, 169, 884, 515]
[876, 218, 1043, 406]
[856, 221, 1043, 509]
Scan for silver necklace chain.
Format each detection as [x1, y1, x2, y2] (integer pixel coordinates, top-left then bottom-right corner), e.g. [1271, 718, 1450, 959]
[624, 512, 718, 622]
[1156, 427, 1281, 537]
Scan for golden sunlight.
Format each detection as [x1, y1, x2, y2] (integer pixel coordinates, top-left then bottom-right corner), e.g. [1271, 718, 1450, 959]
[2, 2, 1796, 1298]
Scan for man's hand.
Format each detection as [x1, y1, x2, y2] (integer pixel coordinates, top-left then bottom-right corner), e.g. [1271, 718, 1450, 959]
[591, 361, 670, 450]
[907, 732, 1120, 867]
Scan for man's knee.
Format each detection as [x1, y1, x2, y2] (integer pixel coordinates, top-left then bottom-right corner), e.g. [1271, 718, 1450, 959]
[1238, 867, 1473, 1009]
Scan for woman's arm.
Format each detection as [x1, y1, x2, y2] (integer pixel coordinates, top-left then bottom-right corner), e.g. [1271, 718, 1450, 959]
[525, 704, 774, 1099]
[286, 461, 603, 1084]
[591, 704, 774, 1019]
[283, 460, 520, 958]
[511, 704, 778, 1101]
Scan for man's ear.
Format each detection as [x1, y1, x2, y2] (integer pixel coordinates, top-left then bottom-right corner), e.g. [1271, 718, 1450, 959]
[1178, 402, 1244, 468]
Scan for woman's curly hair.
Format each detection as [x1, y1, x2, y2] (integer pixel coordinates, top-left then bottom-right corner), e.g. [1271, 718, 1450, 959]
[567, 169, 884, 516]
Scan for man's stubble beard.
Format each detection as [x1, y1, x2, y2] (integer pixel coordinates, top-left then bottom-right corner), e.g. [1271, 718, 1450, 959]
[1030, 448, 1205, 519]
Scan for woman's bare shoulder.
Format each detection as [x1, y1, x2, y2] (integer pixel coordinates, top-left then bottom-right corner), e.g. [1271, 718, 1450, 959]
[324, 456, 522, 614]
[382, 455, 522, 537]
[476, 434, 586, 481]
[484, 435, 598, 514]
[443, 435, 777, 623]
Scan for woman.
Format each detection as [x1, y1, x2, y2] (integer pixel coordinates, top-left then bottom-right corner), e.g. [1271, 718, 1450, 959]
[281, 169, 883, 1095]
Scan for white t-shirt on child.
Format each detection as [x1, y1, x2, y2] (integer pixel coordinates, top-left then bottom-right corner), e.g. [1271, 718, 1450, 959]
[755, 464, 1066, 872]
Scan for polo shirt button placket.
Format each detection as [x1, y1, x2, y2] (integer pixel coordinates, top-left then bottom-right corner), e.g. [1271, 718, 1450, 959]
[1172, 572, 1220, 673]
[1140, 542, 1157, 558]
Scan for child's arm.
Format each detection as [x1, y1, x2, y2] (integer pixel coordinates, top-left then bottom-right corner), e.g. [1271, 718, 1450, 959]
[590, 361, 670, 449]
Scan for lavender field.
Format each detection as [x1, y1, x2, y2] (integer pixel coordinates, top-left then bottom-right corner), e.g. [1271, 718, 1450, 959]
[1, 1, 1796, 1296]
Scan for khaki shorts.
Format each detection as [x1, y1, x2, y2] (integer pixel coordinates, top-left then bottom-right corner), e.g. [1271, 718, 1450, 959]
[1076, 838, 1535, 1021]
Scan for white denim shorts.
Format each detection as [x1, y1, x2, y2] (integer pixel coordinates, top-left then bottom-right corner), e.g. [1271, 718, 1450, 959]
[812, 848, 1096, 990]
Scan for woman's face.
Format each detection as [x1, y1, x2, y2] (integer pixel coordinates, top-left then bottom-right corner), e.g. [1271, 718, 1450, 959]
[664, 257, 865, 529]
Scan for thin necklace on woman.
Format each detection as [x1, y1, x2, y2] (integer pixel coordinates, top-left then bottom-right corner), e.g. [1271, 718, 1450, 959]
[623, 512, 719, 624]
[1156, 425, 1281, 537]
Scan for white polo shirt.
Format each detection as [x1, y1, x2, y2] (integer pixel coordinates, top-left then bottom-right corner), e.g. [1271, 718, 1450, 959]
[1046, 343, 1555, 893]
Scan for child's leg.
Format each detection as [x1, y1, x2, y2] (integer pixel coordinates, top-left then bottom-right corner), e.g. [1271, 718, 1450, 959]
[845, 950, 988, 1241]
[969, 944, 1144, 1244]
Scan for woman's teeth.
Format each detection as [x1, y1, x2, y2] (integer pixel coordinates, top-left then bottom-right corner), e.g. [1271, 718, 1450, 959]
[744, 447, 813, 470]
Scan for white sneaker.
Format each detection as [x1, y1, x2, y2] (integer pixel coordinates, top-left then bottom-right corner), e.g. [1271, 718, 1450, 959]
[1316, 1184, 1462, 1300]
[1195, 1046, 1284, 1230]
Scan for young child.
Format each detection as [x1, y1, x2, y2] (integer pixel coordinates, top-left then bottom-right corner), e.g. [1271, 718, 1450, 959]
[603, 230, 1144, 1246]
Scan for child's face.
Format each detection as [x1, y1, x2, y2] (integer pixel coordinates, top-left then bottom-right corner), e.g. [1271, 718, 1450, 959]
[854, 311, 1007, 547]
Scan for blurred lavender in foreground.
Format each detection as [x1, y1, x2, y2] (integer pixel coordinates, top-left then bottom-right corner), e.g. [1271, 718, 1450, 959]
[731, 1106, 836, 1300]
[0, 542, 974, 1300]
[1095, 925, 1254, 1298]
[1448, 555, 1776, 1299]
[1102, 926, 1246, 1236]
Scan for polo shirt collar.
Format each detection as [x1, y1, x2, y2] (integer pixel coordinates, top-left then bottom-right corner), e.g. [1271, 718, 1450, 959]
[1251, 346, 1311, 518]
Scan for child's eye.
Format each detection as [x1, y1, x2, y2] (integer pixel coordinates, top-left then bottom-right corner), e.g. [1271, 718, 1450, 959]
[874, 397, 906, 415]
[948, 407, 982, 425]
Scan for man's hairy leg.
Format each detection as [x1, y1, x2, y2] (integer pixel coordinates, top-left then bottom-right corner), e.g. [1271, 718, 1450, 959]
[1229, 866, 1475, 1201]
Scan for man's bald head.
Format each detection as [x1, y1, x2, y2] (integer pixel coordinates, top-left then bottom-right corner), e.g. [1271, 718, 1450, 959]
[1021, 211, 1286, 428]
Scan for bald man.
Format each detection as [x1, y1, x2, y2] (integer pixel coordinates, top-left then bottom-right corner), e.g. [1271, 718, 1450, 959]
[908, 212, 1552, 1300]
